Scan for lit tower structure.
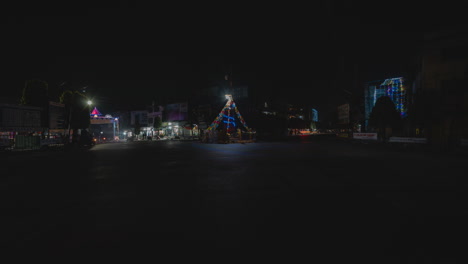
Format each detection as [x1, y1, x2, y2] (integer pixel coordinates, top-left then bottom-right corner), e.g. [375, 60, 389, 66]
[206, 66, 251, 135]
[206, 94, 250, 134]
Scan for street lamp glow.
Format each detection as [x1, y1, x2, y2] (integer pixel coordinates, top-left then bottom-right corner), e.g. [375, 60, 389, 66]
[87, 100, 92, 106]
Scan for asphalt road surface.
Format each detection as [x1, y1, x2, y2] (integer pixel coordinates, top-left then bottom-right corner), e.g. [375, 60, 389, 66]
[3, 136, 467, 262]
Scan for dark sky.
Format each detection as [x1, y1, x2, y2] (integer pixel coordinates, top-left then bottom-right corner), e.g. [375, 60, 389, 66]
[2, 1, 465, 114]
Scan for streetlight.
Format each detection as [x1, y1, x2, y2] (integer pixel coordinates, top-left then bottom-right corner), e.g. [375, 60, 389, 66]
[64, 89, 92, 144]
[86, 100, 94, 139]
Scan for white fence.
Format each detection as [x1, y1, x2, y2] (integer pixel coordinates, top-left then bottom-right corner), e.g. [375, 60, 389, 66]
[388, 137, 427, 144]
[353, 133, 378, 140]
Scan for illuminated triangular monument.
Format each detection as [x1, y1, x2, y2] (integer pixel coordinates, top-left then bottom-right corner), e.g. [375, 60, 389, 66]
[206, 94, 251, 134]
[90, 107, 102, 117]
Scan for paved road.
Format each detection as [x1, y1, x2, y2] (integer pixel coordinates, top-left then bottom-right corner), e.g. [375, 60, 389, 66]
[3, 137, 467, 262]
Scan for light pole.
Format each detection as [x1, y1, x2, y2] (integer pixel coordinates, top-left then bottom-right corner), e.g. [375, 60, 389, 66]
[67, 101, 73, 143]
[87, 99, 93, 136]
[113, 117, 118, 141]
[64, 89, 92, 144]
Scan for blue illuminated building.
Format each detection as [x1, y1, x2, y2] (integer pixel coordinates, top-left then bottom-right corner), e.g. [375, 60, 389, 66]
[364, 77, 407, 129]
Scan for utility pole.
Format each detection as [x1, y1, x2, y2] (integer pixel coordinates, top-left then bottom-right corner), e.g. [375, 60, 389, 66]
[113, 118, 117, 141]
[67, 100, 73, 143]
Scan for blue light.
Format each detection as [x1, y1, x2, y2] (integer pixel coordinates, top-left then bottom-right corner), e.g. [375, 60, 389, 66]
[223, 120, 236, 126]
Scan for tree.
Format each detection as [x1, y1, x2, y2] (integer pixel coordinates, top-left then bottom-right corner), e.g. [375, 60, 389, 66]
[20, 79, 49, 107]
[153, 115, 162, 137]
[153, 116, 162, 130]
[134, 118, 141, 138]
[368, 96, 402, 141]
[349, 94, 365, 131]
[60, 89, 91, 143]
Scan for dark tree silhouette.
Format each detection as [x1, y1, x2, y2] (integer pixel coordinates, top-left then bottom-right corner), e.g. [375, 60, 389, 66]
[134, 118, 141, 137]
[153, 116, 162, 131]
[60, 90, 90, 129]
[368, 96, 402, 141]
[20, 79, 49, 107]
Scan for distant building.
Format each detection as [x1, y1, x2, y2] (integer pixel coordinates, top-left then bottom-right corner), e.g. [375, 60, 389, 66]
[114, 101, 197, 140]
[90, 107, 119, 141]
[130, 110, 148, 139]
[48, 101, 66, 136]
[364, 77, 408, 131]
[147, 103, 163, 131]
[165, 102, 188, 122]
[337, 103, 350, 126]
[311, 108, 318, 122]
[409, 26, 468, 148]
[162, 102, 194, 138]
[130, 110, 148, 127]
[0, 104, 43, 133]
[0, 101, 67, 149]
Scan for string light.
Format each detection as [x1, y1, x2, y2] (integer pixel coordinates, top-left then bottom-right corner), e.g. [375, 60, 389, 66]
[207, 94, 250, 131]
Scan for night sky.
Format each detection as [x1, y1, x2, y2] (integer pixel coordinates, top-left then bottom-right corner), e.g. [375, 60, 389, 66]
[2, 1, 465, 116]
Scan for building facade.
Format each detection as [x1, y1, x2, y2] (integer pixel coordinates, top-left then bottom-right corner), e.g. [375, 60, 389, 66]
[364, 77, 408, 131]
[409, 26, 468, 149]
